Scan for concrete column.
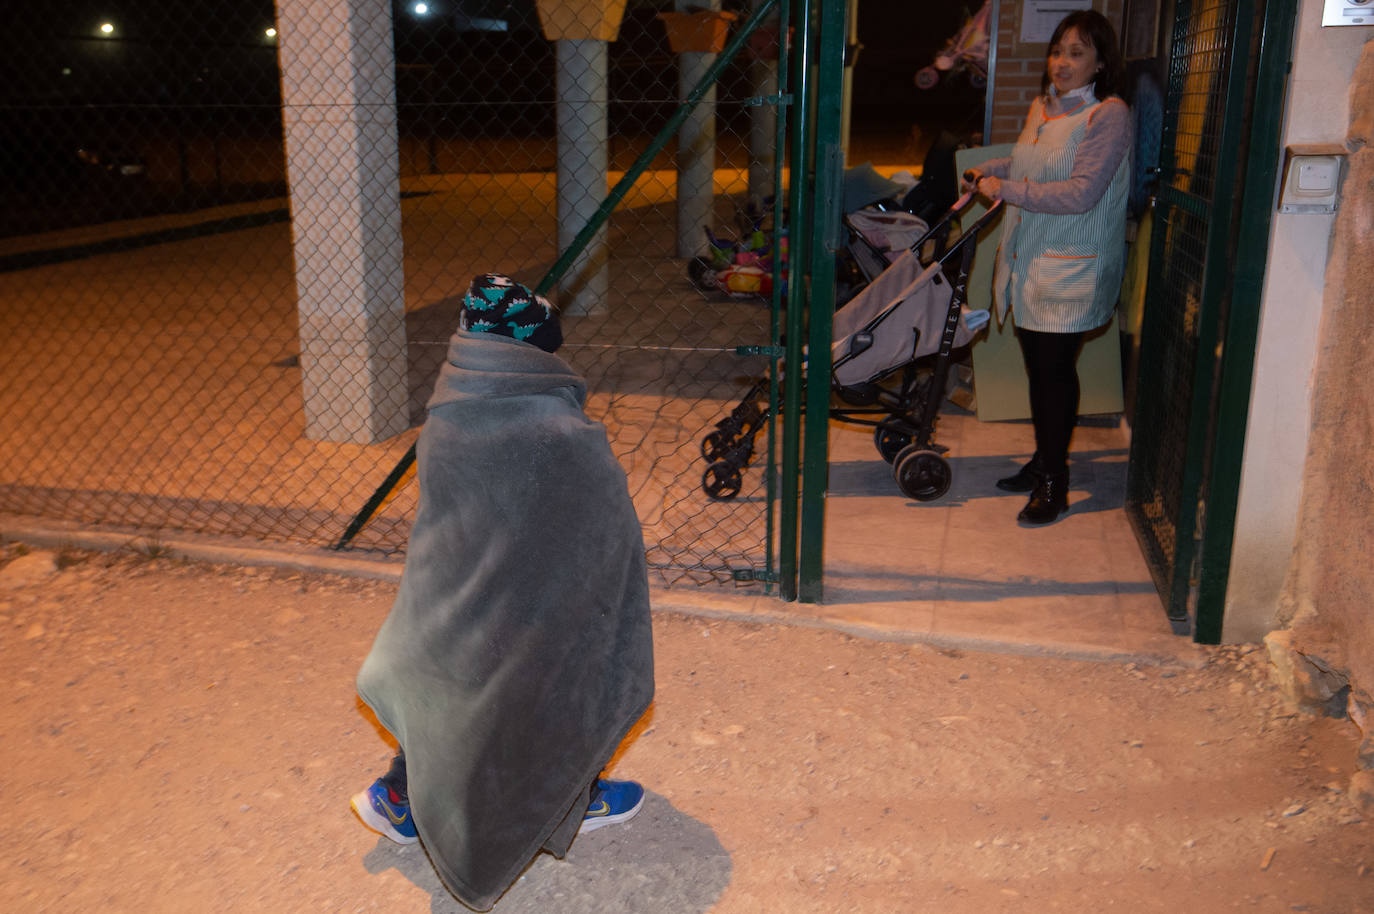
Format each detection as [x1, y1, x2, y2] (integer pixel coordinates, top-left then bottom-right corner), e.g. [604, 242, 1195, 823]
[276, 0, 408, 444]
[556, 39, 610, 315]
[746, 2, 779, 204]
[675, 1, 722, 259]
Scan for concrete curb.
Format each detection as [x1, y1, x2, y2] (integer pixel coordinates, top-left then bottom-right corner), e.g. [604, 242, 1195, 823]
[0, 513, 404, 581]
[1, 513, 1204, 668]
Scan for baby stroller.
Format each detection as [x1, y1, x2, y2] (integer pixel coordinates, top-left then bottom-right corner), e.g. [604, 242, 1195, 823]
[915, 0, 991, 90]
[700, 191, 1004, 502]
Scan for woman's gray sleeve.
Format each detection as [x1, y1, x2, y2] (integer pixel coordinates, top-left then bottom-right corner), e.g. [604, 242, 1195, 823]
[999, 101, 1132, 214]
[980, 156, 1012, 179]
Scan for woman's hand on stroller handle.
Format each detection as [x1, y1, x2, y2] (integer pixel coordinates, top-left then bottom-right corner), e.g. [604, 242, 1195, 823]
[963, 168, 1002, 201]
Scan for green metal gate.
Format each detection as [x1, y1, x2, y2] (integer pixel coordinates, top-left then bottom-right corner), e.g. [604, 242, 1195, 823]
[1126, 0, 1297, 640]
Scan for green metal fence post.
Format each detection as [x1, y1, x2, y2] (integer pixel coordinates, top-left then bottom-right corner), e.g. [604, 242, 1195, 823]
[796, 0, 846, 603]
[778, 0, 816, 601]
[764, 0, 795, 595]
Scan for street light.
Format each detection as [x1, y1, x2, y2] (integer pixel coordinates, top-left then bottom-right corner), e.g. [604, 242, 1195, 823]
[98, 22, 115, 36]
[265, 27, 278, 39]
[413, 3, 430, 14]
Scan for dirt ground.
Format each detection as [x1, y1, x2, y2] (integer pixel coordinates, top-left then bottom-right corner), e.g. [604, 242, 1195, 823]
[2, 543, 1371, 913]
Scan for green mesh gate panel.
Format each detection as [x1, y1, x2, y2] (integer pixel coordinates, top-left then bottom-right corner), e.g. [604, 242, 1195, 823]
[1128, 0, 1239, 618]
[1126, 0, 1274, 631]
[0, 1, 783, 588]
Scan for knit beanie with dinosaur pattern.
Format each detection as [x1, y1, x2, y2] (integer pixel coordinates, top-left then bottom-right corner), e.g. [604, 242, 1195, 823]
[460, 273, 563, 354]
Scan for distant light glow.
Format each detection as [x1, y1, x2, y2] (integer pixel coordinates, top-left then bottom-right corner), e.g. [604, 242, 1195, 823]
[265, 27, 278, 38]
[99, 22, 115, 35]
[413, 3, 430, 14]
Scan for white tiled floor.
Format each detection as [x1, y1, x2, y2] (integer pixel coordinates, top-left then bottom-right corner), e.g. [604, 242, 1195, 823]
[808, 404, 1196, 662]
[652, 402, 1198, 664]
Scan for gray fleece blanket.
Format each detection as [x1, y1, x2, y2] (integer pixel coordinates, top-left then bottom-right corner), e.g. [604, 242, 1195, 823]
[357, 331, 655, 911]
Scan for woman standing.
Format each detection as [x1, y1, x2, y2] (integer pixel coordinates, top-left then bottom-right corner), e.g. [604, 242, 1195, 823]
[964, 10, 1131, 526]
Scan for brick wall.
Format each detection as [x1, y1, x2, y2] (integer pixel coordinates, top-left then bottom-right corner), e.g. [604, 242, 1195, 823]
[987, 0, 1126, 145]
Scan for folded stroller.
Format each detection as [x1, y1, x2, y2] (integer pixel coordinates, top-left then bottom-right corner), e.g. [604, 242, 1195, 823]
[915, 0, 991, 90]
[701, 192, 1004, 502]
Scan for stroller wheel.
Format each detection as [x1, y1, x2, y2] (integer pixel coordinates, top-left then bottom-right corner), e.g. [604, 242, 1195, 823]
[893, 447, 952, 501]
[701, 431, 731, 461]
[874, 427, 913, 463]
[703, 461, 744, 501]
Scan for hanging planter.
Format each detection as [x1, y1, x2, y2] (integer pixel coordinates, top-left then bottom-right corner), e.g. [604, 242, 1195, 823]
[656, 9, 738, 54]
[534, 0, 628, 41]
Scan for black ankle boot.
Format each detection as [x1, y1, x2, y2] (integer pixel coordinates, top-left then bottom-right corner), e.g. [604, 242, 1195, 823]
[1017, 472, 1069, 526]
[996, 454, 1044, 493]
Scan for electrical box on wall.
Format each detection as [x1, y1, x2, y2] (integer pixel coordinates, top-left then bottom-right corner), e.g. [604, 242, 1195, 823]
[1323, 0, 1373, 26]
[1278, 145, 1347, 214]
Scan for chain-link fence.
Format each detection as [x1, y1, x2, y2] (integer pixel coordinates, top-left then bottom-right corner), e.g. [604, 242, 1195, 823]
[0, 0, 787, 587]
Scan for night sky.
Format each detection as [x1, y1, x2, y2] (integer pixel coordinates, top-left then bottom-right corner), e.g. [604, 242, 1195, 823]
[1, 1, 986, 127]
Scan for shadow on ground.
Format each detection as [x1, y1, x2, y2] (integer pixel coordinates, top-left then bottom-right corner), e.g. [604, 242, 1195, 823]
[827, 446, 1129, 515]
[360, 791, 731, 913]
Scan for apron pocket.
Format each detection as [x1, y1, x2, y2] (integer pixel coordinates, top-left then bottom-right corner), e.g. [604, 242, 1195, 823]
[1032, 252, 1098, 304]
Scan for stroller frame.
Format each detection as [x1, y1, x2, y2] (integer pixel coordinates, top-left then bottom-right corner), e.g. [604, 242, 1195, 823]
[702, 193, 1005, 502]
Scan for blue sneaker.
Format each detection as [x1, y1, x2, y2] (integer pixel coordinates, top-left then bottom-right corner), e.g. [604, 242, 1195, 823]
[351, 779, 419, 845]
[578, 779, 645, 834]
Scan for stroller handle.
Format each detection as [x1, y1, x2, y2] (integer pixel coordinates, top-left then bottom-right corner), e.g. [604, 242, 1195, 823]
[905, 189, 979, 258]
[936, 198, 1004, 269]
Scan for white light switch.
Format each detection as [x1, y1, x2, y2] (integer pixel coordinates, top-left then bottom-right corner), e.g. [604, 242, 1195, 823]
[1323, 0, 1373, 26]
[1278, 145, 1346, 214]
[1296, 160, 1337, 193]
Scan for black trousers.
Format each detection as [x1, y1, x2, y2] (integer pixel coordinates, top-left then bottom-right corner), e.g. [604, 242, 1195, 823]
[380, 750, 410, 802]
[1017, 327, 1086, 476]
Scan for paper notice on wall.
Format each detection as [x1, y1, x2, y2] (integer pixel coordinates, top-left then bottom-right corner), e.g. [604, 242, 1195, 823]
[1020, 0, 1094, 43]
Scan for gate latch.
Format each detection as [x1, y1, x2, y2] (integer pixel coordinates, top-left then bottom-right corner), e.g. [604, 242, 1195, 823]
[743, 93, 793, 108]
